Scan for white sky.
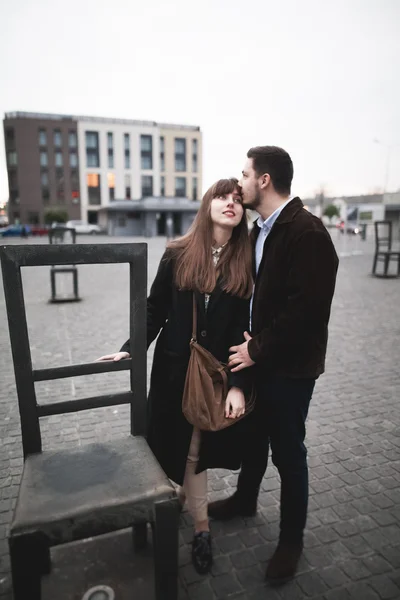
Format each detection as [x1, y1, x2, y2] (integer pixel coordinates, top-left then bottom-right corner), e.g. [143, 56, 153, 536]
[1, 0, 399, 203]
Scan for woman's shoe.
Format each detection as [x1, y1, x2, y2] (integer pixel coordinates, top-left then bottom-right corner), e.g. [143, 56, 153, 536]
[192, 531, 213, 574]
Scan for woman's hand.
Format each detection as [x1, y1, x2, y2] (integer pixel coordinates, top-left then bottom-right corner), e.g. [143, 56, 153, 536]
[96, 352, 130, 362]
[225, 386, 246, 419]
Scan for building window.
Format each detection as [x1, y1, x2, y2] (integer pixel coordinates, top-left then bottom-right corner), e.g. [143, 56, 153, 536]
[71, 170, 79, 190]
[175, 176, 186, 197]
[5, 128, 15, 143]
[107, 132, 114, 168]
[141, 175, 153, 197]
[192, 139, 198, 173]
[56, 169, 65, 202]
[175, 138, 186, 172]
[28, 212, 39, 225]
[87, 173, 101, 205]
[69, 131, 77, 148]
[42, 189, 50, 203]
[8, 169, 18, 189]
[141, 135, 153, 170]
[71, 170, 80, 203]
[108, 172, 115, 201]
[124, 133, 130, 169]
[40, 151, 48, 167]
[160, 136, 165, 172]
[41, 172, 49, 187]
[125, 174, 131, 199]
[192, 177, 198, 201]
[54, 129, 62, 147]
[55, 151, 63, 167]
[10, 190, 19, 204]
[70, 152, 78, 168]
[7, 151, 17, 166]
[38, 129, 47, 147]
[160, 176, 165, 196]
[85, 131, 100, 168]
[118, 216, 126, 227]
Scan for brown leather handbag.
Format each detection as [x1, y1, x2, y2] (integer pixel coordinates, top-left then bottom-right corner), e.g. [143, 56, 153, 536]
[182, 294, 255, 431]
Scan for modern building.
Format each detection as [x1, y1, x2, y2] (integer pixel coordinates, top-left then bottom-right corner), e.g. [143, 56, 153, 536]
[3, 113, 81, 225]
[3, 112, 202, 230]
[304, 192, 400, 240]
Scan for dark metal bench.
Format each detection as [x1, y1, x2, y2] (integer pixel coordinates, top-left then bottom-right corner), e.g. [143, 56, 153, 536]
[372, 220, 400, 278]
[0, 243, 179, 600]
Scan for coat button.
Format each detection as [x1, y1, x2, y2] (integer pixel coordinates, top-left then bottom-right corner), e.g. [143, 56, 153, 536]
[200, 330, 207, 337]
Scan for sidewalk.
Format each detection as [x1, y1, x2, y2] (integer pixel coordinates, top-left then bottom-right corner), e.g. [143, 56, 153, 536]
[0, 235, 399, 600]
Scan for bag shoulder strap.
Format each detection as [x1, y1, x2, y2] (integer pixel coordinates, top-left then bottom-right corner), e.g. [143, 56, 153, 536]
[192, 293, 197, 342]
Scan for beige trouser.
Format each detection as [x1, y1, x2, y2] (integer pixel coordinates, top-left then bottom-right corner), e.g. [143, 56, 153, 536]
[180, 428, 208, 523]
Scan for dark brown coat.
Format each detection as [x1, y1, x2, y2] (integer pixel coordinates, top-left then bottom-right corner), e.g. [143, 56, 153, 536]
[247, 197, 339, 378]
[121, 250, 253, 485]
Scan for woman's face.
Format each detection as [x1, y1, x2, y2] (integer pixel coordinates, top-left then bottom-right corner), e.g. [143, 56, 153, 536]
[210, 190, 244, 230]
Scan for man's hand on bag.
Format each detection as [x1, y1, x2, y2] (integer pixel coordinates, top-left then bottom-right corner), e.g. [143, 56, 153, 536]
[229, 332, 255, 372]
[225, 387, 246, 418]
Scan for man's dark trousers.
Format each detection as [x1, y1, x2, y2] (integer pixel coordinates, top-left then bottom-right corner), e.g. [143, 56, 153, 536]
[239, 375, 316, 544]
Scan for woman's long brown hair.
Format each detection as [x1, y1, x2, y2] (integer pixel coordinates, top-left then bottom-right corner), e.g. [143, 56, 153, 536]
[168, 178, 253, 298]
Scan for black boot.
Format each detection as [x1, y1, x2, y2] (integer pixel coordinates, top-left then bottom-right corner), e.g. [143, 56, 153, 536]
[208, 491, 258, 521]
[192, 531, 213, 574]
[265, 541, 303, 585]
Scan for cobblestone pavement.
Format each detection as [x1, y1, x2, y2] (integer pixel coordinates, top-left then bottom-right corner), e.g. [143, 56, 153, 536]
[0, 232, 399, 600]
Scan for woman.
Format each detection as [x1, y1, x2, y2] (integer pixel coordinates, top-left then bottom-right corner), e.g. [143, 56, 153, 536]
[97, 178, 253, 574]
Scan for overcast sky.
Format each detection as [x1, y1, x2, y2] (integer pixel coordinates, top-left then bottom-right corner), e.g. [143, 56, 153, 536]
[1, 0, 399, 203]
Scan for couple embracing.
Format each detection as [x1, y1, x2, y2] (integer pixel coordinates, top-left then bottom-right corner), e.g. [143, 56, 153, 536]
[98, 145, 339, 585]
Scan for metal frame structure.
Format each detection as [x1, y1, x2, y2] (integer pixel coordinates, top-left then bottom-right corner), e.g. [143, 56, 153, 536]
[0, 243, 179, 600]
[372, 221, 400, 278]
[48, 227, 81, 302]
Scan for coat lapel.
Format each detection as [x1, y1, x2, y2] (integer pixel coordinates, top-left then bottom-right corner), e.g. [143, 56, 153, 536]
[194, 289, 206, 321]
[205, 279, 224, 316]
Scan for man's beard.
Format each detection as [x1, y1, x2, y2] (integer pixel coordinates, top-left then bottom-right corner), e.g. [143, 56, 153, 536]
[243, 187, 261, 210]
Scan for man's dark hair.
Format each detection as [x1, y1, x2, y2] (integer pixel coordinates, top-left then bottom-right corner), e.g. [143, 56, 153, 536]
[247, 146, 293, 195]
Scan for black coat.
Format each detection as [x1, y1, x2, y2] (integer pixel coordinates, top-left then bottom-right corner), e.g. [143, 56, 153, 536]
[121, 250, 252, 485]
[248, 197, 339, 378]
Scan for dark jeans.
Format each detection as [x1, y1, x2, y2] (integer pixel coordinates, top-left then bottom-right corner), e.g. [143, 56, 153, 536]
[238, 376, 315, 544]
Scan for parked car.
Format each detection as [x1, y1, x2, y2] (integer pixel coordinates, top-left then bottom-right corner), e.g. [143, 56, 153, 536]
[66, 220, 103, 234]
[0, 224, 32, 237]
[31, 225, 49, 236]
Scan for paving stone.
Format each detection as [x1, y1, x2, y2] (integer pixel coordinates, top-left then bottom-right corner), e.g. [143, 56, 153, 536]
[209, 573, 243, 597]
[296, 570, 329, 596]
[235, 564, 264, 590]
[340, 558, 371, 581]
[230, 549, 258, 569]
[324, 588, 352, 600]
[345, 581, 381, 599]
[369, 574, 400, 599]
[362, 554, 394, 576]
[319, 565, 350, 589]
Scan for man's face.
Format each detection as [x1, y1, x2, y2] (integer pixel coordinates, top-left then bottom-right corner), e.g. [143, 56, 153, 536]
[239, 158, 262, 209]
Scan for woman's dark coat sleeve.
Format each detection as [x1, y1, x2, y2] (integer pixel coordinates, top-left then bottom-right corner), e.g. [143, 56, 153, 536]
[227, 296, 252, 391]
[120, 250, 173, 354]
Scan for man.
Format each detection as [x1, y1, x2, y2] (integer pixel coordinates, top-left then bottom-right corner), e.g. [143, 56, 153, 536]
[208, 146, 339, 584]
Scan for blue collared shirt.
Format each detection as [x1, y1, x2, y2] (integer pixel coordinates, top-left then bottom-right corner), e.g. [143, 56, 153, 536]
[250, 196, 294, 329]
[254, 197, 294, 275]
